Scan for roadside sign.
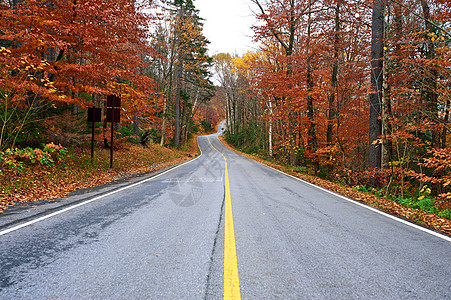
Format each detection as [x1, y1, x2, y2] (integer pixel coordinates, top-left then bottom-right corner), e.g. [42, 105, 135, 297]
[107, 95, 121, 108]
[106, 107, 121, 122]
[88, 107, 102, 122]
[87, 107, 102, 162]
[106, 95, 121, 168]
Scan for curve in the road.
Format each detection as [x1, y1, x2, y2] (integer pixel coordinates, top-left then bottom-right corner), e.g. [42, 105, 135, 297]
[1, 125, 450, 299]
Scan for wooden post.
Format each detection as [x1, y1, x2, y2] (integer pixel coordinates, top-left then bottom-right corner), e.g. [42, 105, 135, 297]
[110, 107, 114, 169]
[91, 120, 95, 162]
[88, 107, 101, 164]
[107, 95, 120, 168]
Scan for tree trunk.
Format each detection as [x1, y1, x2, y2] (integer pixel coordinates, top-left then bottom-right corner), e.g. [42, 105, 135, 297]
[442, 100, 450, 148]
[327, 2, 340, 147]
[133, 114, 139, 137]
[268, 100, 273, 157]
[103, 99, 109, 148]
[369, 0, 385, 177]
[174, 64, 181, 147]
[420, 0, 439, 148]
[306, 0, 318, 174]
[180, 95, 186, 144]
[160, 95, 167, 146]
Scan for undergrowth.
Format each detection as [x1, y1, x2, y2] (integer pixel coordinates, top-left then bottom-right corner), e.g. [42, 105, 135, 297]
[353, 185, 450, 219]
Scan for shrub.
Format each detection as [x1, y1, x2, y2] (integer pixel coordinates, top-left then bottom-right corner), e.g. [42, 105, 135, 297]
[438, 209, 451, 220]
[0, 143, 68, 171]
[200, 120, 212, 132]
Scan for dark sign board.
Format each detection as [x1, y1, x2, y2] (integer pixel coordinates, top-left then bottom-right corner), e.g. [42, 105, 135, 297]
[106, 107, 121, 122]
[107, 95, 121, 108]
[87, 107, 102, 122]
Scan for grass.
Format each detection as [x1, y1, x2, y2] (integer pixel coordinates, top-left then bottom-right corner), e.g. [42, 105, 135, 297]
[438, 209, 451, 219]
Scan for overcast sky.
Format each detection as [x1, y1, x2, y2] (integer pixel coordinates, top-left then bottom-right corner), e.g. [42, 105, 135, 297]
[193, 0, 258, 56]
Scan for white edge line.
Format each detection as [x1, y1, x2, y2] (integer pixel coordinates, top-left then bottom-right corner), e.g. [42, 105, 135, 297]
[259, 162, 451, 243]
[0, 138, 204, 237]
[219, 136, 451, 243]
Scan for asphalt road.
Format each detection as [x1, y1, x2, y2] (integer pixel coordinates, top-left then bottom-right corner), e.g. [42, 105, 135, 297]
[0, 124, 450, 299]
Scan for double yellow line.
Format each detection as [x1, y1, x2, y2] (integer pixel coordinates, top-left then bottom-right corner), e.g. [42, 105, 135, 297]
[208, 138, 241, 299]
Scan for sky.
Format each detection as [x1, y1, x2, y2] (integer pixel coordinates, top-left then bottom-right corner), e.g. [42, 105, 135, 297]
[193, 0, 258, 56]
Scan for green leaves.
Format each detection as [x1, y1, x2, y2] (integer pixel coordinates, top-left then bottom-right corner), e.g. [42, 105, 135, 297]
[0, 143, 68, 172]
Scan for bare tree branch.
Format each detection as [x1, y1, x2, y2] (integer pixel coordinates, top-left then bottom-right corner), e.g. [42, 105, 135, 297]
[390, 0, 451, 38]
[250, 0, 290, 52]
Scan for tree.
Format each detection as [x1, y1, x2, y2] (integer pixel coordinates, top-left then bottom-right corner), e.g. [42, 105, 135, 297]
[149, 0, 213, 147]
[368, 0, 385, 185]
[214, 52, 267, 154]
[0, 0, 160, 149]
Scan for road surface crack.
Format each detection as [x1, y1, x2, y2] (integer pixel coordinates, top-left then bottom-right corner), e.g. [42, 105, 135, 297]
[204, 190, 225, 299]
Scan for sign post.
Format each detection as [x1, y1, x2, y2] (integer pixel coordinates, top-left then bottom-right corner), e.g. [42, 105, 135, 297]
[106, 95, 121, 168]
[87, 107, 102, 163]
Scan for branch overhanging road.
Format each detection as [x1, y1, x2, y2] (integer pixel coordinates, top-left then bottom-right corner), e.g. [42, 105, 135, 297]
[0, 122, 450, 299]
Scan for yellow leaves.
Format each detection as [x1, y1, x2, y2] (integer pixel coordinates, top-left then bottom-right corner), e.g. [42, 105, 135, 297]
[232, 56, 251, 78]
[232, 57, 248, 70]
[42, 77, 54, 88]
[0, 47, 11, 55]
[40, 59, 50, 66]
[428, 32, 446, 42]
[419, 186, 431, 195]
[45, 81, 55, 88]
[372, 139, 382, 145]
[389, 161, 400, 167]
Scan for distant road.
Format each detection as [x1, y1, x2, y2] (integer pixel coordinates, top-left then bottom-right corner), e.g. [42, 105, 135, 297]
[1, 123, 450, 298]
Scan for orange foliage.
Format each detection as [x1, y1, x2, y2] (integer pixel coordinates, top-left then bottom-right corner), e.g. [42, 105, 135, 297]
[0, 0, 163, 149]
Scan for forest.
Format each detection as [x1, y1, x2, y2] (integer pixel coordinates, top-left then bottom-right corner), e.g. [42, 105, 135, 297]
[0, 0, 221, 149]
[0, 0, 223, 209]
[218, 0, 451, 219]
[1, 0, 451, 221]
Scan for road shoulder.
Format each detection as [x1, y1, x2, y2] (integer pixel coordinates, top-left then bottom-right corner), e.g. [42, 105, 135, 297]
[0, 156, 199, 232]
[218, 136, 451, 237]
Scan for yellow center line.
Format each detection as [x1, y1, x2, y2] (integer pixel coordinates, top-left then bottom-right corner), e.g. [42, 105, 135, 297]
[208, 137, 241, 300]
